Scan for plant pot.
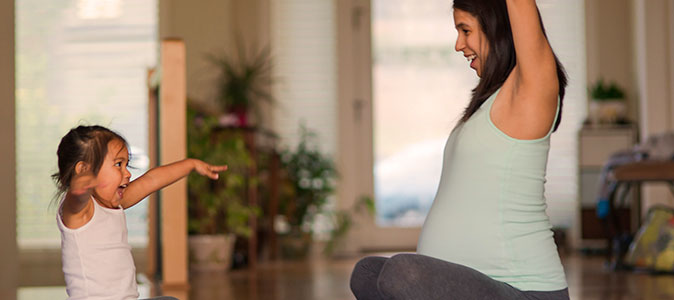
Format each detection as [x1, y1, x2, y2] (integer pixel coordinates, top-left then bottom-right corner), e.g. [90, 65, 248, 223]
[279, 231, 312, 260]
[189, 234, 236, 272]
[590, 99, 626, 124]
[231, 107, 248, 127]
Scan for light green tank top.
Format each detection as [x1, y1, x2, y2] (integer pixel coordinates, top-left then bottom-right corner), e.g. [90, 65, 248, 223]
[417, 89, 567, 291]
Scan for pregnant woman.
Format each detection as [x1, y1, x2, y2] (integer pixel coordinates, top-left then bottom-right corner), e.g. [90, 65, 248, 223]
[350, 0, 569, 299]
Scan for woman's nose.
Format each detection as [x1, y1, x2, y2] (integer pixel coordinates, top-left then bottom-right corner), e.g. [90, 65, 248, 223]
[455, 37, 464, 52]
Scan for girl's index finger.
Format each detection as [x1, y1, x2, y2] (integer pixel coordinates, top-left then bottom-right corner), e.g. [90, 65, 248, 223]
[211, 165, 228, 172]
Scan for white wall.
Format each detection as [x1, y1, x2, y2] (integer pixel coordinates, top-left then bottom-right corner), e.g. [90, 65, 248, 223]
[586, 0, 638, 122]
[633, 0, 674, 211]
[159, 0, 274, 130]
[271, 0, 338, 153]
[159, 0, 233, 110]
[539, 0, 587, 229]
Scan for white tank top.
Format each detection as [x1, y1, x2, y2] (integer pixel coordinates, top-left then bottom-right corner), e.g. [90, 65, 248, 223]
[57, 197, 139, 300]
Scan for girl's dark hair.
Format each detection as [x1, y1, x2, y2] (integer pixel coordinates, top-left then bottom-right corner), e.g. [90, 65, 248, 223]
[52, 125, 128, 200]
[453, 0, 567, 132]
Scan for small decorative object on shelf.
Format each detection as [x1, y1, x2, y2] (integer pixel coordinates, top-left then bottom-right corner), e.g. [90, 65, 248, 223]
[588, 79, 627, 125]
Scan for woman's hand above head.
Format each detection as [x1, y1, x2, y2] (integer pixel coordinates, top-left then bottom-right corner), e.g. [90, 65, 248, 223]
[191, 159, 228, 180]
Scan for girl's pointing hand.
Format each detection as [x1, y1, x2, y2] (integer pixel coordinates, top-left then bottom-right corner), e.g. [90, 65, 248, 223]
[193, 159, 228, 180]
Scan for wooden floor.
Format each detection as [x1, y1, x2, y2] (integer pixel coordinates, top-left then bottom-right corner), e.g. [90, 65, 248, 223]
[18, 251, 674, 299]
[183, 252, 674, 300]
[188, 256, 355, 300]
[563, 253, 674, 300]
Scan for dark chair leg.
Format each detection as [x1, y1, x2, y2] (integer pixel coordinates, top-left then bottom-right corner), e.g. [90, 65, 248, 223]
[604, 181, 619, 268]
[608, 182, 634, 270]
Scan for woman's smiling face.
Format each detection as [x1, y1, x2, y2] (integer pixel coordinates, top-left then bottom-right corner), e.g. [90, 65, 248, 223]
[453, 9, 489, 77]
[92, 139, 131, 208]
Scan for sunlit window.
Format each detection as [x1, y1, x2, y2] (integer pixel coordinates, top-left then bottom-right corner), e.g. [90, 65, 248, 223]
[372, 0, 477, 227]
[77, 0, 123, 19]
[16, 0, 157, 248]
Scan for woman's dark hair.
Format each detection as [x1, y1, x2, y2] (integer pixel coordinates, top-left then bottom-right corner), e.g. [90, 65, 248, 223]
[52, 125, 128, 200]
[454, 0, 567, 132]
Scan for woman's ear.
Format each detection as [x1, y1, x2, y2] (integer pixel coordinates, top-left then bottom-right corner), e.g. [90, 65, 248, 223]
[75, 161, 89, 175]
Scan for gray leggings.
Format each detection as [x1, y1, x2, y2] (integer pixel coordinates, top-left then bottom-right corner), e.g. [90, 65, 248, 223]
[350, 254, 569, 300]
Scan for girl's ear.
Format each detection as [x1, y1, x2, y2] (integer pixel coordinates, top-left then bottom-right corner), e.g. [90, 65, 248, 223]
[75, 161, 89, 175]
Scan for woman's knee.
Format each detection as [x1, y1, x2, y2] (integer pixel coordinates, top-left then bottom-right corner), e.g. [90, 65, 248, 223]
[382, 254, 425, 276]
[350, 258, 369, 290]
[377, 254, 429, 297]
[352, 258, 386, 283]
[351, 256, 388, 299]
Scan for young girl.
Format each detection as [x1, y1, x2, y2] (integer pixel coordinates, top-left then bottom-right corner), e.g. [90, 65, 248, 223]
[351, 0, 569, 299]
[53, 125, 227, 300]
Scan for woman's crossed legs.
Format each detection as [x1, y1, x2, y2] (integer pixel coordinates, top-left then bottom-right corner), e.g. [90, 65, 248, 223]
[350, 254, 569, 300]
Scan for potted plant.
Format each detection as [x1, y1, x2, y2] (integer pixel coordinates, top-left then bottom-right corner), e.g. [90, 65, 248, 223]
[187, 105, 260, 272]
[324, 195, 375, 256]
[588, 79, 627, 124]
[277, 125, 338, 259]
[208, 44, 273, 127]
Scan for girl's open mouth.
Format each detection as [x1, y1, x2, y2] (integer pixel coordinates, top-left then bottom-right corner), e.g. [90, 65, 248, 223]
[117, 184, 128, 197]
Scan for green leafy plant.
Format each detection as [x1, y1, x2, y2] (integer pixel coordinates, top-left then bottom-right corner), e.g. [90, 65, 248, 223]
[279, 125, 338, 233]
[187, 105, 260, 237]
[207, 43, 273, 125]
[589, 79, 625, 101]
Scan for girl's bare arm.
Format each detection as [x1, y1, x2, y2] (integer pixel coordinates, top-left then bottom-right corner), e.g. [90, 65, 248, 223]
[61, 173, 97, 228]
[121, 158, 227, 209]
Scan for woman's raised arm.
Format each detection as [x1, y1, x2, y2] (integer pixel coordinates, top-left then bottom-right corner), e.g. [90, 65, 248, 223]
[505, 0, 557, 93]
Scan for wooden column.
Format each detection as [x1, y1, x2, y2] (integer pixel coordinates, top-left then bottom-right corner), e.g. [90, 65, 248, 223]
[158, 39, 189, 292]
[146, 68, 158, 281]
[0, 0, 17, 299]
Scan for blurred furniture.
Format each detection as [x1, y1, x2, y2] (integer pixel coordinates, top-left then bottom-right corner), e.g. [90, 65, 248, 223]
[578, 125, 637, 244]
[605, 160, 674, 268]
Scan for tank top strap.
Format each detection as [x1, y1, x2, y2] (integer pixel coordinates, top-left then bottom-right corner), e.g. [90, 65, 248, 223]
[484, 89, 560, 142]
